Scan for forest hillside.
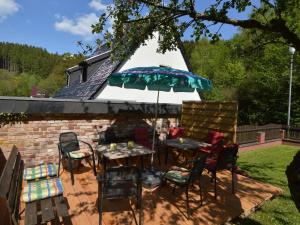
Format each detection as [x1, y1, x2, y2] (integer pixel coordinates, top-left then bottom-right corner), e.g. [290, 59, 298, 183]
[0, 42, 83, 97]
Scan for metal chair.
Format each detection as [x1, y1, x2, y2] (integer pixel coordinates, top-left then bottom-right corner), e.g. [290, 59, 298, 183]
[134, 127, 161, 165]
[57, 132, 96, 185]
[97, 166, 143, 225]
[163, 153, 207, 217]
[200, 130, 225, 154]
[205, 144, 239, 198]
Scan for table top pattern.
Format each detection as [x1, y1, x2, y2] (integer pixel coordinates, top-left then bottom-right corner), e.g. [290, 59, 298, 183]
[164, 138, 211, 151]
[97, 143, 155, 160]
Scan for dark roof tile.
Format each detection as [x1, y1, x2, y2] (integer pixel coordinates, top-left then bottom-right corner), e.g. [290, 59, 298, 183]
[55, 57, 119, 100]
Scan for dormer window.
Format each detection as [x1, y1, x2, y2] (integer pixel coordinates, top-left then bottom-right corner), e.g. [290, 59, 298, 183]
[79, 61, 88, 83]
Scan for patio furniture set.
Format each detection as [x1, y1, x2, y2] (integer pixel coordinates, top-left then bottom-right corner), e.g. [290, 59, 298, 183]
[0, 127, 239, 225]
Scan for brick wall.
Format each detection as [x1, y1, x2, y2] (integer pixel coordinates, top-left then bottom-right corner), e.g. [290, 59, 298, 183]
[0, 114, 177, 166]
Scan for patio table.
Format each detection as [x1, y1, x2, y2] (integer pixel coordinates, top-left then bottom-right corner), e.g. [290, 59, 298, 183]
[97, 143, 155, 170]
[164, 138, 211, 164]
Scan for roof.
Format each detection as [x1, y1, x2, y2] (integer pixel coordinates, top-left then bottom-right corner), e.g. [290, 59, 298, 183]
[55, 56, 120, 100]
[55, 35, 191, 100]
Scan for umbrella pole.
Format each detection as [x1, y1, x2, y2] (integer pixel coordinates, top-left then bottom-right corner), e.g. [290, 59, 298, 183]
[151, 90, 160, 166]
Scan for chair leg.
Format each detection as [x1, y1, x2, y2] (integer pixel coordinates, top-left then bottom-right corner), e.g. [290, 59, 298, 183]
[186, 187, 190, 218]
[214, 171, 217, 199]
[172, 186, 176, 194]
[156, 148, 161, 165]
[68, 158, 74, 185]
[138, 193, 143, 225]
[98, 183, 103, 225]
[58, 155, 61, 177]
[91, 154, 97, 176]
[199, 177, 203, 206]
[232, 168, 235, 194]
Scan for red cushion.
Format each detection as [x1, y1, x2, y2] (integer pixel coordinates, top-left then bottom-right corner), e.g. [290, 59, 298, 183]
[134, 128, 148, 140]
[134, 128, 151, 149]
[169, 127, 185, 139]
[205, 158, 217, 170]
[208, 131, 224, 145]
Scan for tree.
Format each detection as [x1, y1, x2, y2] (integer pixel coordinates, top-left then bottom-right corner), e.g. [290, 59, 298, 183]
[38, 54, 84, 97]
[92, 0, 300, 59]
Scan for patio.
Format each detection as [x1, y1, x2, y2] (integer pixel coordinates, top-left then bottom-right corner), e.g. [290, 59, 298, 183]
[19, 161, 282, 225]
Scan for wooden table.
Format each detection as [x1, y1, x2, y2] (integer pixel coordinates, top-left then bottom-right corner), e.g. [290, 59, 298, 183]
[97, 143, 155, 170]
[164, 138, 211, 164]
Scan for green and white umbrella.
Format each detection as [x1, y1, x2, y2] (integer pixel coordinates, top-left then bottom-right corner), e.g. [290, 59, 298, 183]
[108, 66, 212, 164]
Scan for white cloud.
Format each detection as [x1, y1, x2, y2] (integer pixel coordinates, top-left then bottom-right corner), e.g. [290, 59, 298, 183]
[0, 0, 20, 22]
[54, 13, 98, 39]
[89, 0, 108, 11]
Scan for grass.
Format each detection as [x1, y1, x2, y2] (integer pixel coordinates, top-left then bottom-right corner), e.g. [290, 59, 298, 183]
[233, 145, 300, 225]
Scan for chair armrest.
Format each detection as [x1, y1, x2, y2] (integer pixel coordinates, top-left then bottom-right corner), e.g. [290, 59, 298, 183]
[57, 141, 77, 157]
[78, 140, 94, 153]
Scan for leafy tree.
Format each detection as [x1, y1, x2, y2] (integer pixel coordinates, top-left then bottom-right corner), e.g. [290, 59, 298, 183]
[92, 0, 300, 59]
[38, 54, 84, 96]
[0, 43, 83, 97]
[183, 32, 300, 126]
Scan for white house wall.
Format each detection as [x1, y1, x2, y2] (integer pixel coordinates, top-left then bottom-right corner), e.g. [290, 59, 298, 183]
[120, 33, 189, 71]
[95, 33, 201, 104]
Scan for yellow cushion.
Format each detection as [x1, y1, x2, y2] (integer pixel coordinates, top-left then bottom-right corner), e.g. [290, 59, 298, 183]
[69, 149, 91, 159]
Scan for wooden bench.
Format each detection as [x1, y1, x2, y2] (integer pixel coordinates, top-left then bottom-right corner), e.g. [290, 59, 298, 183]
[0, 146, 69, 225]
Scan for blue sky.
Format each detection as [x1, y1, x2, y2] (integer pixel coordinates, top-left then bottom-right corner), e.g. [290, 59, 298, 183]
[0, 0, 257, 55]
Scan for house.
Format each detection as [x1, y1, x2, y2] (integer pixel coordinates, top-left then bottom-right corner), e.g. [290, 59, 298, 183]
[55, 33, 201, 104]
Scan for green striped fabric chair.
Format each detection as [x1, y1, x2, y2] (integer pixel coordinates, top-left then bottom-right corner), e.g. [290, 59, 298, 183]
[58, 132, 96, 185]
[163, 153, 208, 217]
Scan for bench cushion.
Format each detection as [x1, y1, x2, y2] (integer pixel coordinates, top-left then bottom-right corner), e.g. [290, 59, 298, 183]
[23, 163, 57, 181]
[22, 178, 64, 203]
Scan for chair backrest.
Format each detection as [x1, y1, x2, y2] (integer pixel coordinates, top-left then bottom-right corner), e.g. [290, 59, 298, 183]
[59, 132, 80, 153]
[207, 131, 224, 145]
[217, 144, 239, 170]
[134, 128, 151, 148]
[98, 128, 117, 144]
[100, 166, 141, 199]
[168, 127, 185, 139]
[188, 153, 208, 183]
[206, 131, 225, 153]
[0, 145, 24, 225]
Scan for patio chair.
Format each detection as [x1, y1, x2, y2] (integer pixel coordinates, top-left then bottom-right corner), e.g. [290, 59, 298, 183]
[57, 132, 96, 185]
[97, 128, 118, 166]
[168, 127, 185, 139]
[97, 166, 143, 225]
[134, 127, 161, 164]
[205, 144, 239, 198]
[200, 130, 225, 154]
[163, 153, 208, 217]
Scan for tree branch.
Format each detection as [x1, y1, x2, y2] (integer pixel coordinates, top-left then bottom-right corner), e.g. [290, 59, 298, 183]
[129, 0, 300, 49]
[261, 0, 275, 8]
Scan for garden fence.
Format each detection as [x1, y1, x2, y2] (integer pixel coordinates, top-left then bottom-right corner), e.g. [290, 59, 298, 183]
[284, 126, 300, 140]
[237, 124, 282, 144]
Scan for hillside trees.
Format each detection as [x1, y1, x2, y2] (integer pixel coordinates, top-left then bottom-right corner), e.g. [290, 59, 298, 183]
[183, 33, 300, 125]
[0, 43, 83, 97]
[38, 54, 84, 96]
[0, 42, 61, 76]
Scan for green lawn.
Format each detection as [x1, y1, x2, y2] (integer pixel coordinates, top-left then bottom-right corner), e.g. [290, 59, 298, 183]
[233, 145, 300, 225]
